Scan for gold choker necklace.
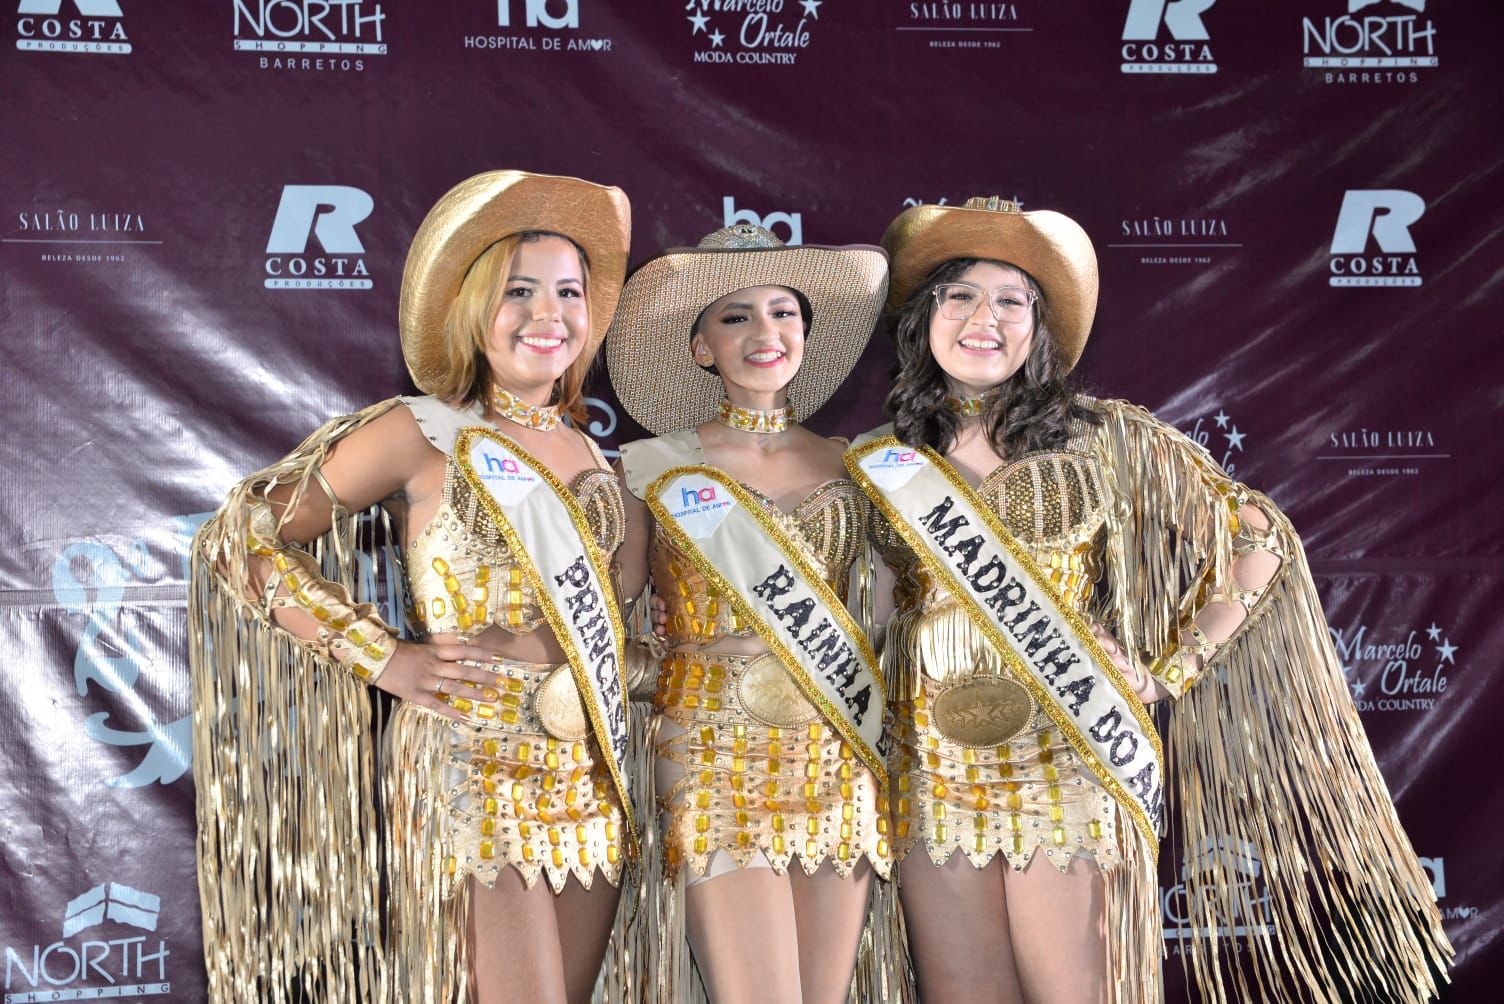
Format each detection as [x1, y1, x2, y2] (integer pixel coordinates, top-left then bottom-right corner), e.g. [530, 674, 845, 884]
[715, 398, 793, 434]
[942, 393, 995, 417]
[491, 385, 561, 431]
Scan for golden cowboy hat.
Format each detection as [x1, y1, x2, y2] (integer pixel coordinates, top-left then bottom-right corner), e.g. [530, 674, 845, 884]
[399, 170, 631, 395]
[882, 196, 1099, 370]
[606, 225, 888, 435]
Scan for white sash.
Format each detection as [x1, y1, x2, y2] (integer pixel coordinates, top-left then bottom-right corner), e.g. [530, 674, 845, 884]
[847, 432, 1162, 845]
[645, 465, 887, 789]
[454, 427, 634, 839]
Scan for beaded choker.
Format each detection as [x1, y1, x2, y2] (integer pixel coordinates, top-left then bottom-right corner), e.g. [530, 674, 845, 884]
[941, 393, 996, 418]
[715, 398, 793, 434]
[492, 385, 561, 431]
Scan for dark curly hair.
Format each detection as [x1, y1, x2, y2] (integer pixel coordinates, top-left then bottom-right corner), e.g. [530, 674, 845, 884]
[885, 257, 1097, 457]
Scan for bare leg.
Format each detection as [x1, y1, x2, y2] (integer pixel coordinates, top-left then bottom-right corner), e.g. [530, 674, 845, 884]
[898, 851, 1024, 1004]
[468, 869, 567, 1004]
[686, 866, 804, 1004]
[553, 875, 623, 1004]
[788, 860, 873, 1004]
[1003, 852, 1106, 1004]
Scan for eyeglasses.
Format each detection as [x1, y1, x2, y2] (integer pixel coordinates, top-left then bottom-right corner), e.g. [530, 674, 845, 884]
[931, 282, 1038, 323]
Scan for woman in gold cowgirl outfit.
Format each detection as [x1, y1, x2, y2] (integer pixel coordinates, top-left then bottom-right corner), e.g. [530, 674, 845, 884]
[844, 198, 1451, 1003]
[603, 225, 900, 1004]
[190, 171, 639, 1004]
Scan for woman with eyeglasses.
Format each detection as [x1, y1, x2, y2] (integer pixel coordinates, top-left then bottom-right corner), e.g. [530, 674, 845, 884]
[842, 197, 1450, 1003]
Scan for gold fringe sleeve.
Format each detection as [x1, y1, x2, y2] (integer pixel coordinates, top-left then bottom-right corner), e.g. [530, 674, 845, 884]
[189, 400, 404, 1004]
[1090, 398, 1451, 1003]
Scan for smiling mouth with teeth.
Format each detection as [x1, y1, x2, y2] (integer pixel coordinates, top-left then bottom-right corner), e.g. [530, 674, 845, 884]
[519, 335, 565, 350]
[959, 338, 1001, 350]
[746, 350, 786, 363]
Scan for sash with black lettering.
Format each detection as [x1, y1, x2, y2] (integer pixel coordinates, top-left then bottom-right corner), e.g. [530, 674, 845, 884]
[646, 466, 887, 790]
[846, 434, 1162, 847]
[454, 427, 635, 841]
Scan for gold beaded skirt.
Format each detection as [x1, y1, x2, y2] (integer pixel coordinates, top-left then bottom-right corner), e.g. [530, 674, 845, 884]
[654, 648, 891, 880]
[890, 670, 1124, 873]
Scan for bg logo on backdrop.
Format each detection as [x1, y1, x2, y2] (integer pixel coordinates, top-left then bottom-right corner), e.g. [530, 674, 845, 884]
[465, 0, 615, 54]
[723, 196, 802, 245]
[3, 882, 171, 999]
[5, 205, 153, 265]
[1111, 209, 1240, 268]
[1180, 406, 1248, 477]
[899, 2, 1027, 52]
[1120, 0, 1216, 74]
[232, 0, 387, 72]
[13, 0, 128, 54]
[1419, 857, 1481, 923]
[264, 184, 373, 290]
[1320, 419, 1443, 478]
[1302, 0, 1437, 86]
[1328, 189, 1423, 287]
[1331, 618, 1455, 712]
[1161, 836, 1274, 950]
[687, 0, 824, 67]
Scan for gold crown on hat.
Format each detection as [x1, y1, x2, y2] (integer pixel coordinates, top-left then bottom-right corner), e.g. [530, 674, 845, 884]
[963, 196, 1021, 214]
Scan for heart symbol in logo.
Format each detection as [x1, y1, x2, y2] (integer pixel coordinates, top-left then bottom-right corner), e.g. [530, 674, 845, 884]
[589, 38, 605, 50]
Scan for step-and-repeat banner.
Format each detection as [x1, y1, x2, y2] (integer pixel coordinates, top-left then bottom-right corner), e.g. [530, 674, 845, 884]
[2, 2, 1498, 1000]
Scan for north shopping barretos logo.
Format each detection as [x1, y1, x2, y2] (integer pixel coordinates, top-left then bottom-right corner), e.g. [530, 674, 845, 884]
[687, 0, 823, 67]
[1180, 407, 1247, 477]
[3, 882, 171, 1001]
[1110, 209, 1241, 268]
[724, 196, 802, 245]
[1329, 189, 1422, 287]
[232, 0, 386, 72]
[898, 2, 1030, 52]
[263, 185, 373, 290]
[14, 0, 128, 54]
[1332, 618, 1455, 713]
[465, 1, 615, 54]
[1120, 0, 1216, 74]
[1302, 0, 1437, 85]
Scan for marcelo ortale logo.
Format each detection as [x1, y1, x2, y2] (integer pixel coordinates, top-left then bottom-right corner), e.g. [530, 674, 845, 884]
[687, 0, 824, 67]
[232, 0, 387, 72]
[3, 882, 171, 1001]
[1332, 618, 1455, 713]
[464, 0, 616, 55]
[1302, 0, 1437, 85]
[1181, 407, 1247, 477]
[1328, 189, 1423, 287]
[263, 184, 373, 290]
[723, 196, 802, 245]
[1120, 0, 1216, 74]
[13, 0, 128, 54]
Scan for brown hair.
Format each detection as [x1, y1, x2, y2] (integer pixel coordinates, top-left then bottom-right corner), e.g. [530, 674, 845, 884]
[886, 257, 1097, 457]
[433, 231, 595, 424]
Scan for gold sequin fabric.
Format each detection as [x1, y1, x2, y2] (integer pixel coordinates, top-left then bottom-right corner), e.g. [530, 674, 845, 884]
[653, 479, 868, 647]
[889, 676, 1122, 873]
[406, 457, 625, 638]
[387, 659, 626, 896]
[654, 649, 891, 879]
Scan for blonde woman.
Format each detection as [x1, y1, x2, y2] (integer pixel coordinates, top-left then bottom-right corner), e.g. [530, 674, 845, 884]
[192, 171, 638, 1004]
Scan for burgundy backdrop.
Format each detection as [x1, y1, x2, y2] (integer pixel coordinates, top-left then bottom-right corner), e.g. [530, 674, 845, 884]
[3, 1, 1499, 1000]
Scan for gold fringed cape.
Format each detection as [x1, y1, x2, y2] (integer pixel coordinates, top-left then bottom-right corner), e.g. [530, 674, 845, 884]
[1088, 398, 1452, 1002]
[189, 400, 646, 1003]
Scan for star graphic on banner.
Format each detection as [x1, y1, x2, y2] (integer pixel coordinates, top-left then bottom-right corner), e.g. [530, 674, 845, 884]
[800, 0, 823, 17]
[1213, 410, 1230, 429]
[688, 13, 709, 34]
[1436, 637, 1457, 664]
[1425, 622, 1442, 641]
[709, 28, 725, 47]
[1351, 677, 1367, 698]
[1224, 426, 1246, 452]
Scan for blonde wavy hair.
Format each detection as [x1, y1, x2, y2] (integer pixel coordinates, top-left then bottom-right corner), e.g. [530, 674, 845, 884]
[433, 231, 594, 424]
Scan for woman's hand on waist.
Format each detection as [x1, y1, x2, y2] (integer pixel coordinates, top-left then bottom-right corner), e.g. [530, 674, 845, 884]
[375, 639, 506, 721]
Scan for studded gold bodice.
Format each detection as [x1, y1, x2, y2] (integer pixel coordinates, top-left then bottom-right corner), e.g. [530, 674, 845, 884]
[406, 458, 626, 640]
[875, 431, 1110, 681]
[654, 479, 868, 647]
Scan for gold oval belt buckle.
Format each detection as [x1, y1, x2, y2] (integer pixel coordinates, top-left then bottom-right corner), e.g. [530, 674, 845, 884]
[533, 665, 590, 741]
[736, 654, 818, 728]
[932, 676, 1035, 748]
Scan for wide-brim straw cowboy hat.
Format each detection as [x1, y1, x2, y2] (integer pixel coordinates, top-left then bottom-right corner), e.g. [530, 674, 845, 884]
[606, 224, 888, 435]
[881, 196, 1099, 370]
[399, 170, 631, 395]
